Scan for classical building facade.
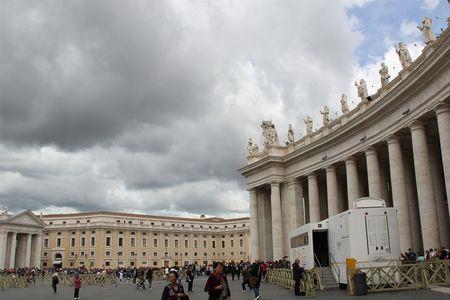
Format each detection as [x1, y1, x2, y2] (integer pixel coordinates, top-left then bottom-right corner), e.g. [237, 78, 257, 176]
[39, 211, 249, 269]
[241, 22, 450, 261]
[0, 210, 45, 269]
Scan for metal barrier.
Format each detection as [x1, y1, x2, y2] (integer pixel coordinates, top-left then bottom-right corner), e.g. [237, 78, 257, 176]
[0, 274, 117, 290]
[347, 260, 450, 295]
[265, 268, 322, 297]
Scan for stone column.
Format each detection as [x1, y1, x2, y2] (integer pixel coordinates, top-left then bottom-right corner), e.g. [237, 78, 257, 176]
[345, 157, 360, 209]
[326, 165, 339, 217]
[386, 135, 412, 250]
[410, 121, 440, 249]
[249, 189, 260, 261]
[0, 231, 7, 269]
[429, 141, 450, 247]
[33, 234, 43, 268]
[9, 232, 17, 268]
[270, 182, 284, 260]
[25, 233, 32, 267]
[308, 173, 320, 223]
[365, 146, 383, 198]
[435, 103, 450, 218]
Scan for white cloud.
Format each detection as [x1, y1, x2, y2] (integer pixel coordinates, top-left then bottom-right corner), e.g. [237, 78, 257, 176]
[422, 0, 439, 10]
[400, 19, 421, 39]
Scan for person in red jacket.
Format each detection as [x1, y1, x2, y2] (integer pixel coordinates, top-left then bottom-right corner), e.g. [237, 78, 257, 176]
[204, 262, 231, 300]
[73, 273, 82, 300]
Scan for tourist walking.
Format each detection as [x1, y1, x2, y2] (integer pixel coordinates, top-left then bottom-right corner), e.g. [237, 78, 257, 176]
[73, 273, 82, 299]
[161, 270, 189, 300]
[250, 261, 262, 300]
[51, 272, 59, 293]
[292, 259, 304, 296]
[146, 268, 153, 289]
[186, 265, 195, 292]
[204, 262, 231, 300]
[241, 265, 251, 292]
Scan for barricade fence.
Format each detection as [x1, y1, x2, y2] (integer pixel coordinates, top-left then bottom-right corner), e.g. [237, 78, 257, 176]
[0, 269, 176, 290]
[265, 268, 322, 297]
[347, 260, 450, 294]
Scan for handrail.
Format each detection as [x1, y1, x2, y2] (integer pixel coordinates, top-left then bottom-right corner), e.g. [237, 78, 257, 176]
[313, 252, 323, 281]
[329, 252, 340, 283]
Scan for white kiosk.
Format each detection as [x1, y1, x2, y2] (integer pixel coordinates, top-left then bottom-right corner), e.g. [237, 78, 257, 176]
[289, 198, 401, 287]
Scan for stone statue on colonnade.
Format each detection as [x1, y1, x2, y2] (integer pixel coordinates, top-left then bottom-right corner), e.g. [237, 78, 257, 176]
[340, 94, 349, 114]
[247, 138, 259, 155]
[304, 115, 313, 136]
[379, 62, 390, 87]
[261, 120, 280, 147]
[287, 124, 295, 144]
[355, 79, 368, 101]
[396, 42, 413, 69]
[417, 17, 436, 44]
[320, 105, 330, 126]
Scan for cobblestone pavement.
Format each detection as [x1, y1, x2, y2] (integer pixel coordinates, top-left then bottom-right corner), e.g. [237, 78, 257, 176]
[1, 277, 449, 300]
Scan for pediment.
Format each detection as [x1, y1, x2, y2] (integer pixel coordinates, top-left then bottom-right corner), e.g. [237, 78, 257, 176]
[2, 210, 46, 228]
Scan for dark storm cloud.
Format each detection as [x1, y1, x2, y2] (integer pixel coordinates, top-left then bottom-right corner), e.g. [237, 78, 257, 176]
[0, 0, 365, 216]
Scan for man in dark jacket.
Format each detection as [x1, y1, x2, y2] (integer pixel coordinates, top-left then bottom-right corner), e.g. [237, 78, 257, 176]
[186, 265, 195, 292]
[292, 259, 304, 296]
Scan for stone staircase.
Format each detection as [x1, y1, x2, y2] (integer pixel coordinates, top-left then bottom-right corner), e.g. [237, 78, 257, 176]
[317, 267, 339, 290]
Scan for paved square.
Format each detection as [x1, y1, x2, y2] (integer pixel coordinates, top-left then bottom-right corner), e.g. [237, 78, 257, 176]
[1, 277, 450, 300]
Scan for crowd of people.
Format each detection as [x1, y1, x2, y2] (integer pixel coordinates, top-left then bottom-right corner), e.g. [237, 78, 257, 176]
[401, 246, 450, 262]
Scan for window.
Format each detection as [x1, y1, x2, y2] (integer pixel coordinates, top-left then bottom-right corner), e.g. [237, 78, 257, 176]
[91, 237, 95, 247]
[142, 251, 147, 257]
[105, 251, 111, 257]
[43, 252, 48, 257]
[81, 237, 86, 247]
[131, 237, 136, 247]
[153, 252, 158, 257]
[118, 251, 123, 256]
[130, 251, 135, 257]
[105, 236, 111, 247]
[105, 261, 110, 267]
[56, 238, 62, 248]
[222, 241, 225, 248]
[203, 241, 207, 248]
[164, 239, 168, 248]
[231, 251, 234, 256]
[184, 240, 188, 248]
[44, 239, 49, 248]
[118, 237, 123, 247]
[194, 240, 198, 249]
[153, 239, 158, 247]
[174, 240, 179, 248]
[142, 238, 147, 248]
[230, 240, 234, 248]
[212, 241, 216, 249]
[239, 239, 243, 247]
[90, 251, 95, 256]
[80, 251, 85, 257]
[70, 251, 75, 257]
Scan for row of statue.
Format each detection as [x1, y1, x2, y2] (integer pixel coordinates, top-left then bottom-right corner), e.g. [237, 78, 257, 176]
[247, 17, 440, 156]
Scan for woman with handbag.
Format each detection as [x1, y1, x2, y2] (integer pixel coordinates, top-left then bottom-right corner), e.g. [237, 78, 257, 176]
[204, 262, 231, 300]
[161, 271, 189, 300]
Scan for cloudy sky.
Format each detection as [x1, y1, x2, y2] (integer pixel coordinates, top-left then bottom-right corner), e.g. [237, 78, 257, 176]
[0, 0, 448, 217]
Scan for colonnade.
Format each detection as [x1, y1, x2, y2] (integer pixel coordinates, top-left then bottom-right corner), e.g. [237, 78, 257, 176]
[0, 231, 42, 269]
[249, 103, 450, 261]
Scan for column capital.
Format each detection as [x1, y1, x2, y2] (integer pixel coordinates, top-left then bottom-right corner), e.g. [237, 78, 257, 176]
[270, 182, 280, 188]
[364, 146, 377, 156]
[325, 165, 336, 173]
[344, 156, 356, 165]
[386, 134, 400, 145]
[285, 178, 299, 186]
[408, 120, 425, 132]
[434, 102, 450, 115]
[307, 172, 317, 179]
[247, 188, 257, 194]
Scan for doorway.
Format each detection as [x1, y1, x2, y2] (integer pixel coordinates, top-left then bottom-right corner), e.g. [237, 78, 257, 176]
[313, 231, 329, 267]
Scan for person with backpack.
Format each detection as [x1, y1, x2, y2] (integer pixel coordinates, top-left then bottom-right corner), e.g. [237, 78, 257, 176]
[249, 261, 262, 300]
[146, 267, 153, 289]
[51, 272, 59, 293]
